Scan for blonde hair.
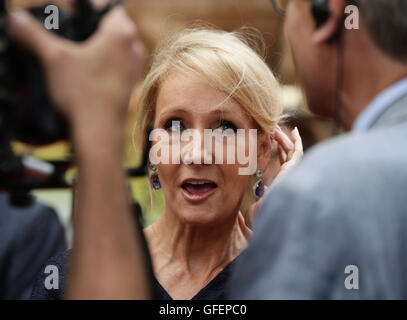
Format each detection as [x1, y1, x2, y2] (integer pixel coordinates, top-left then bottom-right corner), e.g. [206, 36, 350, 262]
[134, 27, 282, 149]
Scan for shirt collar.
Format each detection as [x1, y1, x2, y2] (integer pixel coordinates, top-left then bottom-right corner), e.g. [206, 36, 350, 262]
[352, 77, 407, 133]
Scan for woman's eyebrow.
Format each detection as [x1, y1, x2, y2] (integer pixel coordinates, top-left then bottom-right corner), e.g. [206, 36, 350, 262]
[159, 107, 233, 116]
[212, 109, 232, 114]
[158, 108, 189, 117]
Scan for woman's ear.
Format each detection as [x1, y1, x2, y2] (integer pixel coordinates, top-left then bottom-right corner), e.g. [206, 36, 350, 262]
[257, 132, 273, 171]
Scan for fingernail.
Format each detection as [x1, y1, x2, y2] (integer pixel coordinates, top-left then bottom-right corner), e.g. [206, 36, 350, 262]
[294, 127, 299, 135]
[8, 11, 30, 32]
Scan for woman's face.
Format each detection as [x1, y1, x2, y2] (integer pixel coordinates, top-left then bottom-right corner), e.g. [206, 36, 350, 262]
[152, 72, 269, 226]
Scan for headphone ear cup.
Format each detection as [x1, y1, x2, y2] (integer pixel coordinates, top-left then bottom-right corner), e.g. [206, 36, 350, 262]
[311, 0, 331, 28]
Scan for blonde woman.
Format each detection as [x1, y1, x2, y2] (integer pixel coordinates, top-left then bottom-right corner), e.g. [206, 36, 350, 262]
[136, 28, 303, 300]
[31, 28, 302, 300]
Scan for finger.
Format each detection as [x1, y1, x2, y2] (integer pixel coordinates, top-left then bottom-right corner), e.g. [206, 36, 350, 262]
[132, 40, 147, 66]
[97, 6, 138, 41]
[133, 39, 146, 56]
[290, 147, 303, 164]
[292, 127, 304, 155]
[92, 0, 110, 9]
[281, 147, 302, 170]
[7, 11, 63, 62]
[290, 149, 303, 166]
[288, 127, 304, 165]
[275, 126, 295, 160]
[277, 144, 287, 164]
[130, 41, 147, 82]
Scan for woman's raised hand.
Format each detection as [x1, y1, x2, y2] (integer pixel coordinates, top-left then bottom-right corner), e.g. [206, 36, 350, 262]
[245, 126, 304, 229]
[272, 125, 304, 187]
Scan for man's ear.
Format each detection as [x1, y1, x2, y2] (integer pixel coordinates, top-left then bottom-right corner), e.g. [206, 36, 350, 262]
[312, 0, 346, 44]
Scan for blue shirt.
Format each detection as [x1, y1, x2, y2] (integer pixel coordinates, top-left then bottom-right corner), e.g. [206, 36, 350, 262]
[352, 77, 407, 132]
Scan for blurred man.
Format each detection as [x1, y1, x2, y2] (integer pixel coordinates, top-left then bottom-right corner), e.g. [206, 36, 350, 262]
[231, 0, 407, 299]
[0, 193, 66, 299]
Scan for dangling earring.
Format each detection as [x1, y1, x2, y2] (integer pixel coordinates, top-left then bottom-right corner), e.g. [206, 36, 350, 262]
[149, 164, 161, 190]
[253, 168, 265, 200]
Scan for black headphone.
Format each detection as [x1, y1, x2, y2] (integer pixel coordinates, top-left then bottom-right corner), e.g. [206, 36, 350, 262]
[311, 0, 331, 28]
[312, 0, 344, 41]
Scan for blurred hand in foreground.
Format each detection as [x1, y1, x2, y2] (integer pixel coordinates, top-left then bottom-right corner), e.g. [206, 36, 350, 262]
[8, 6, 150, 300]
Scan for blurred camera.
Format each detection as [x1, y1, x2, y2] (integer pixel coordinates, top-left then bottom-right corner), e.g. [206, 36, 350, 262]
[0, 0, 128, 204]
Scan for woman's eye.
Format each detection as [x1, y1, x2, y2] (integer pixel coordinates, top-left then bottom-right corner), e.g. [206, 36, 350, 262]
[164, 119, 185, 132]
[218, 120, 237, 133]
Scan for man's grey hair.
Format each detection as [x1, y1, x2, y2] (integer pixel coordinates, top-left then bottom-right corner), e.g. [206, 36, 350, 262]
[348, 0, 407, 62]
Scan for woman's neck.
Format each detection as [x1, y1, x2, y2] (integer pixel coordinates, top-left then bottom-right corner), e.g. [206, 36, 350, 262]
[145, 209, 250, 278]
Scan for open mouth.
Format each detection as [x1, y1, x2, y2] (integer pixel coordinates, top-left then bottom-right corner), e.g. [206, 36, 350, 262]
[181, 180, 218, 202]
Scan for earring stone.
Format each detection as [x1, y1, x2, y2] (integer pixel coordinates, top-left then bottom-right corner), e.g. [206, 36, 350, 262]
[253, 168, 265, 199]
[149, 165, 161, 190]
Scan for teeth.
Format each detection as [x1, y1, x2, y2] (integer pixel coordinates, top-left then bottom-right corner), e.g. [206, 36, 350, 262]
[188, 181, 210, 185]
